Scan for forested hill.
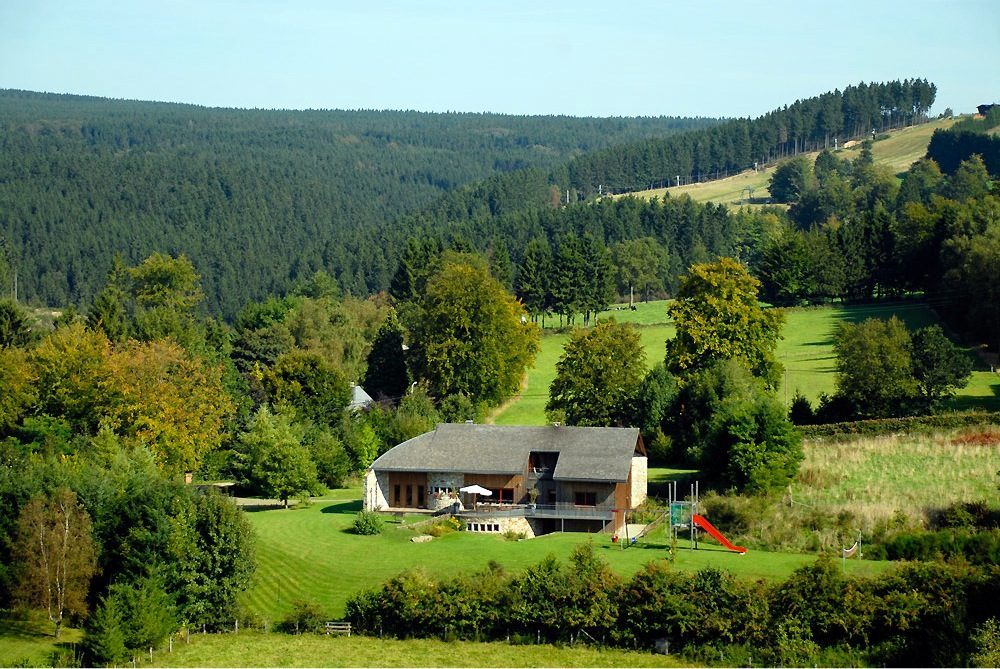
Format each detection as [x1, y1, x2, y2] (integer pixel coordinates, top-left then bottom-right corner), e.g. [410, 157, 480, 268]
[0, 89, 715, 317]
[383, 79, 938, 254]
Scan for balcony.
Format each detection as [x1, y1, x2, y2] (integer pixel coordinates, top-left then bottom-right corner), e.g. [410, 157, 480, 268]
[459, 502, 615, 522]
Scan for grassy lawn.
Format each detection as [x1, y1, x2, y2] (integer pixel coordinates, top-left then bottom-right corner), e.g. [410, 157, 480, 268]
[0, 613, 82, 668]
[495, 299, 998, 426]
[131, 632, 693, 668]
[243, 492, 880, 623]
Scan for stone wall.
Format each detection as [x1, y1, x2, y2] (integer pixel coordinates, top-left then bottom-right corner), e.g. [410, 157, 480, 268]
[428, 472, 464, 494]
[364, 469, 389, 511]
[465, 515, 537, 539]
[630, 456, 648, 508]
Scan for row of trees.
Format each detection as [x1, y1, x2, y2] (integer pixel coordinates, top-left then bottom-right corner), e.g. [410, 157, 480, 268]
[566, 79, 937, 195]
[345, 545, 999, 667]
[0, 449, 255, 661]
[794, 319, 972, 423]
[757, 146, 999, 354]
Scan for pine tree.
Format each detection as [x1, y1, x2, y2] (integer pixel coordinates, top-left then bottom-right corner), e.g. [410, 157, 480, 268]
[362, 308, 409, 401]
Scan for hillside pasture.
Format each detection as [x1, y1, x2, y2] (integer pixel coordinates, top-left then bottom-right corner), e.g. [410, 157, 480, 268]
[792, 429, 1000, 531]
[620, 117, 955, 207]
[494, 300, 998, 426]
[711, 427, 1000, 554]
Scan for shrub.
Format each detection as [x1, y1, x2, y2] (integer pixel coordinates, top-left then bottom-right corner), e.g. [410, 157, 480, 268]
[879, 529, 1000, 565]
[971, 618, 1000, 668]
[279, 599, 326, 634]
[352, 509, 384, 535]
[700, 494, 752, 536]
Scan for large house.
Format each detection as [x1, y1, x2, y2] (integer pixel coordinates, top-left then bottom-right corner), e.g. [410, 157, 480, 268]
[364, 423, 647, 537]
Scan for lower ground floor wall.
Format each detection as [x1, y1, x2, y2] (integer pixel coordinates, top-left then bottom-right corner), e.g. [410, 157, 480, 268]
[464, 516, 537, 538]
[462, 516, 623, 537]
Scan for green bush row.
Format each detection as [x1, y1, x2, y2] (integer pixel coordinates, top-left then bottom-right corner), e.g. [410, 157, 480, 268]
[345, 545, 999, 667]
[799, 411, 1000, 440]
[866, 529, 1000, 565]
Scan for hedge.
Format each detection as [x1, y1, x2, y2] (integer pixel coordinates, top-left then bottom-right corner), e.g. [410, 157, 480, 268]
[799, 411, 1000, 440]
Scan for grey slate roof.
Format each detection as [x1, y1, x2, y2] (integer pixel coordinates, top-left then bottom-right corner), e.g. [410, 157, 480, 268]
[370, 423, 642, 482]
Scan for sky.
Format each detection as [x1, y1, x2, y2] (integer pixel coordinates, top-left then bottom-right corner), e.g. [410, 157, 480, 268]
[1, 0, 998, 119]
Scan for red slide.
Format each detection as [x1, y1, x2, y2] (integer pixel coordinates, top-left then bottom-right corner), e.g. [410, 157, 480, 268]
[692, 514, 747, 554]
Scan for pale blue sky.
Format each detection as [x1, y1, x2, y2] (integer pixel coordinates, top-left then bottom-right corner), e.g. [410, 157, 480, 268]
[2, 0, 997, 118]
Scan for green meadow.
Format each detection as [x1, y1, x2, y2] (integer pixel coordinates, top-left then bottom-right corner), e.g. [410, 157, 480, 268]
[493, 300, 999, 426]
[243, 487, 866, 623]
[124, 632, 694, 668]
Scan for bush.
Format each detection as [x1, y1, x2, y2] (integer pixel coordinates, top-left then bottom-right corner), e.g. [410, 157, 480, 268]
[352, 509, 384, 535]
[279, 599, 326, 634]
[427, 517, 462, 537]
[879, 529, 1000, 565]
[700, 494, 752, 536]
[800, 411, 1000, 440]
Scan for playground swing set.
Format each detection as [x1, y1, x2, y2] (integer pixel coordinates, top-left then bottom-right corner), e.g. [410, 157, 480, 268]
[612, 480, 747, 555]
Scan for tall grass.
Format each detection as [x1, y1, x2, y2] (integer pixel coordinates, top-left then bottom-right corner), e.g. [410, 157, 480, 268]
[705, 427, 1000, 554]
[133, 631, 692, 668]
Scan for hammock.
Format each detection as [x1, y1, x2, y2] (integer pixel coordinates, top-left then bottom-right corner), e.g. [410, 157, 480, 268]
[841, 540, 860, 558]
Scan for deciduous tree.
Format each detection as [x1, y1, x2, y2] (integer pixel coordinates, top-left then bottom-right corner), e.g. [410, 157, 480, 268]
[672, 360, 802, 493]
[239, 407, 319, 507]
[405, 253, 539, 406]
[667, 258, 784, 387]
[833, 317, 916, 418]
[14, 489, 97, 638]
[910, 325, 972, 412]
[547, 320, 646, 426]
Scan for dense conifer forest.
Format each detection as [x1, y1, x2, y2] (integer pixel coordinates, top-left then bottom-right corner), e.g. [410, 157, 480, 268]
[0, 90, 715, 316]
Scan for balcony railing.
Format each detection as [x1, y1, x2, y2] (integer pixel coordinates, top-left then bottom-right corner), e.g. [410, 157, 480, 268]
[459, 502, 616, 521]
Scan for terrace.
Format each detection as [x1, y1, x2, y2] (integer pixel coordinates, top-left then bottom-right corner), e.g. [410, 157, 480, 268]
[459, 501, 616, 522]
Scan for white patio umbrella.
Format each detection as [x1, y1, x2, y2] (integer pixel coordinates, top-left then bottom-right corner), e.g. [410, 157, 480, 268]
[459, 484, 492, 509]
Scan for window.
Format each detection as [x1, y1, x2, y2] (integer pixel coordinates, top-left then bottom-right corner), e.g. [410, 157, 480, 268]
[574, 491, 597, 507]
[417, 485, 425, 507]
[469, 523, 500, 533]
[393, 484, 401, 506]
[405, 485, 413, 507]
[498, 488, 514, 504]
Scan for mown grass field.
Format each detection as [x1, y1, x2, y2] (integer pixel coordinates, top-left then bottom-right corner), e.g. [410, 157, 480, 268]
[124, 632, 693, 668]
[493, 300, 1000, 426]
[619, 117, 955, 207]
